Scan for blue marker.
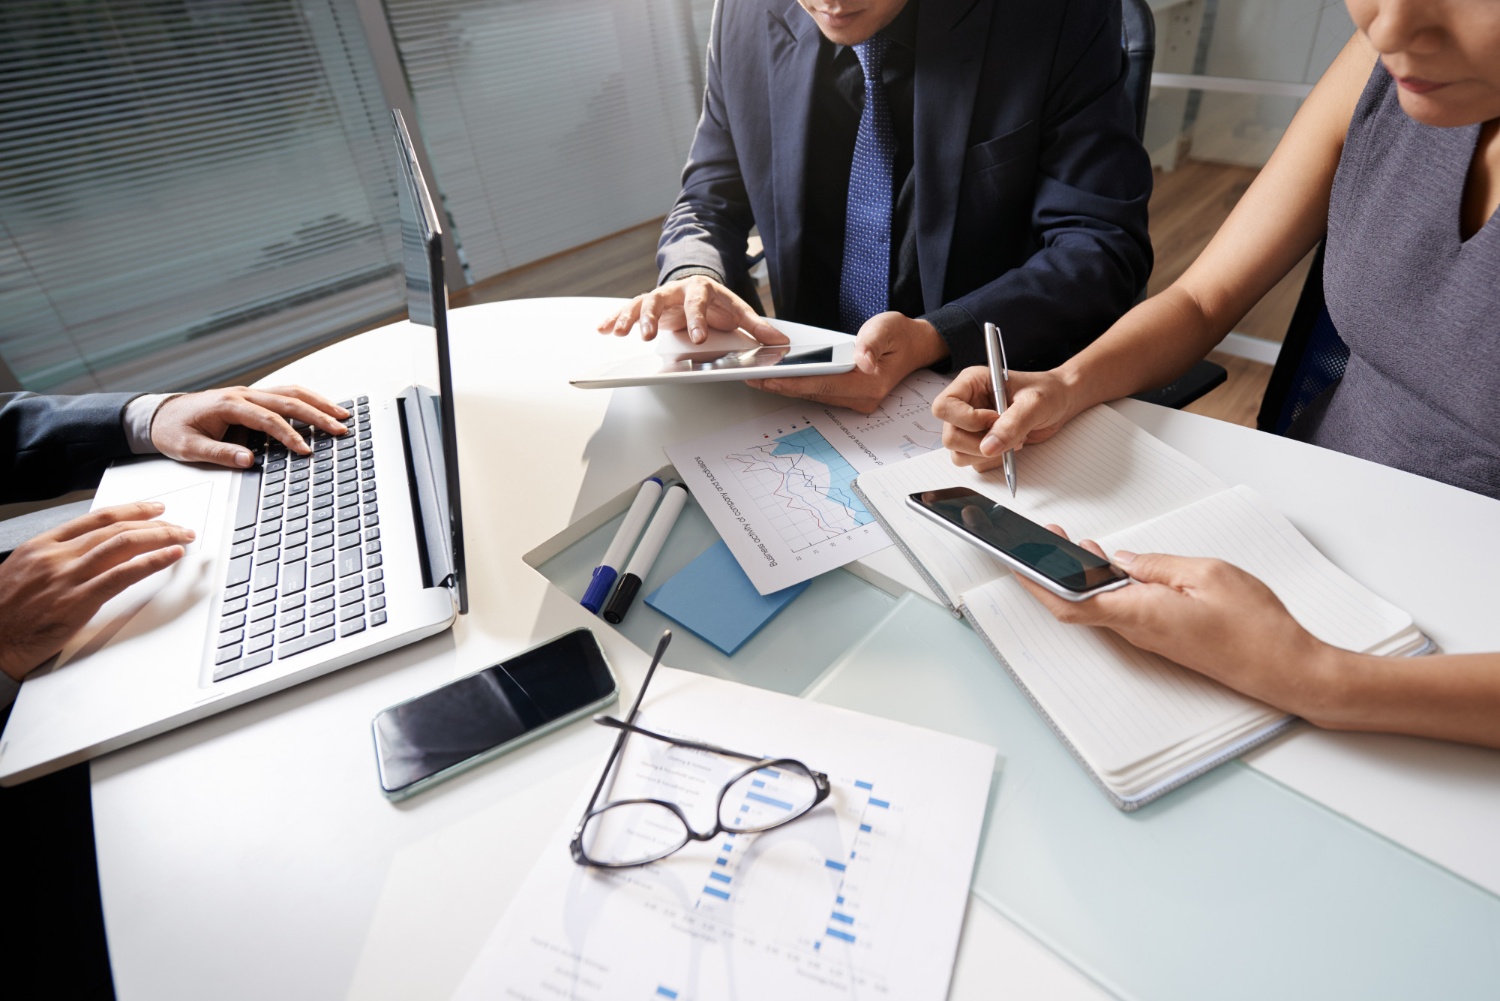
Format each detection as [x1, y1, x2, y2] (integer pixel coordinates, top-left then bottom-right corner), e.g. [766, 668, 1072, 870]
[582, 477, 663, 613]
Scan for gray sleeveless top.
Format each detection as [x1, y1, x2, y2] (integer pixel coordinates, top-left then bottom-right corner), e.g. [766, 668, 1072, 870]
[1292, 65, 1500, 499]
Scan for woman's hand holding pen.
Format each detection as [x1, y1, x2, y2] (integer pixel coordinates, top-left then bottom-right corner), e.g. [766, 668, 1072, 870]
[931, 366, 1083, 471]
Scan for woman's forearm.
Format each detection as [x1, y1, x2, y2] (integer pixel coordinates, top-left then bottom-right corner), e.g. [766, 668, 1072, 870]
[1052, 284, 1228, 412]
[1307, 647, 1500, 749]
[1047, 36, 1378, 421]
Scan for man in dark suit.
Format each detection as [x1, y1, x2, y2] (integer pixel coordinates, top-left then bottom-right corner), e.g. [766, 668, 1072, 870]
[0, 385, 347, 1000]
[600, 0, 1153, 413]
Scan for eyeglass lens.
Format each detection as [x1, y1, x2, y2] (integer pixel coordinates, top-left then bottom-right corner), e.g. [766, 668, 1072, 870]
[579, 761, 822, 867]
[719, 763, 821, 833]
[578, 801, 689, 867]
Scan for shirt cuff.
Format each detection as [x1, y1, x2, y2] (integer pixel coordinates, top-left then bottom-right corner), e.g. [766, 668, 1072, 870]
[660, 265, 727, 288]
[123, 393, 180, 455]
[919, 304, 983, 374]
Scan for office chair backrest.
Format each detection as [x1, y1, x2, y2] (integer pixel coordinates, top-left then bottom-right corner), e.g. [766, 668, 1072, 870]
[1118, 0, 1232, 410]
[1256, 242, 1352, 434]
[1120, 0, 1155, 142]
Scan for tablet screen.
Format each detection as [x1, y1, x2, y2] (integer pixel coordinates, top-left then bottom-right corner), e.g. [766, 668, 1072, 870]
[574, 340, 853, 387]
[658, 345, 833, 373]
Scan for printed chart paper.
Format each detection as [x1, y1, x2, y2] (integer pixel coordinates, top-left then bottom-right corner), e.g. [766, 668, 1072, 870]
[452, 667, 996, 1001]
[665, 371, 950, 593]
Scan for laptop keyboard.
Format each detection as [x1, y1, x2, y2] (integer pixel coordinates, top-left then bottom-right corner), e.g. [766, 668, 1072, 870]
[211, 397, 388, 682]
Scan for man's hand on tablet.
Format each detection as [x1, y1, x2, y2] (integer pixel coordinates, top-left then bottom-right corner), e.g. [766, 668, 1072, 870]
[598, 276, 785, 345]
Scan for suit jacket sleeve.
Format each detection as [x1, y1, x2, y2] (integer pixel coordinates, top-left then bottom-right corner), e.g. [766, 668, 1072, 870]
[656, 0, 757, 297]
[0, 392, 139, 504]
[943, 0, 1153, 372]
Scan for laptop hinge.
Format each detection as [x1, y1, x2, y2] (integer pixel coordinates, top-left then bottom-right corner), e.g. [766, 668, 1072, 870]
[396, 387, 456, 592]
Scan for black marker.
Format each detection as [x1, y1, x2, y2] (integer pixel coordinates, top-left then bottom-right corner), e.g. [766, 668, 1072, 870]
[603, 483, 688, 624]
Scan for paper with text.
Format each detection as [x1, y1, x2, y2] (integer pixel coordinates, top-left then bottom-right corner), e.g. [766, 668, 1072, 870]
[452, 668, 995, 1001]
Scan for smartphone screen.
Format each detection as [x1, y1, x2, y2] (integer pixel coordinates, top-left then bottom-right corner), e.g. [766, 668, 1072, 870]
[909, 488, 1131, 594]
[372, 628, 616, 796]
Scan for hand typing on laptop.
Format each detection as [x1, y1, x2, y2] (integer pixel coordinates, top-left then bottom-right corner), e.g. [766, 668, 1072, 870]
[0, 385, 346, 682]
[151, 384, 349, 468]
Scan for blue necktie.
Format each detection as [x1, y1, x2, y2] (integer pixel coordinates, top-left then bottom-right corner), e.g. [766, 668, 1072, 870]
[838, 36, 894, 335]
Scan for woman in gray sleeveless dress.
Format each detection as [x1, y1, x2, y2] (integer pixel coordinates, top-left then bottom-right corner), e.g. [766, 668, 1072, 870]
[1300, 64, 1500, 497]
[929, 1, 1500, 749]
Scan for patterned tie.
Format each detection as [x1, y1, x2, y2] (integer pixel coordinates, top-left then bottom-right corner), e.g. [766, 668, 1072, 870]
[838, 35, 894, 335]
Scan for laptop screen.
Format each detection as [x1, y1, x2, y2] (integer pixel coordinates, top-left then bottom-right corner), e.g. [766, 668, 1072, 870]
[392, 109, 467, 614]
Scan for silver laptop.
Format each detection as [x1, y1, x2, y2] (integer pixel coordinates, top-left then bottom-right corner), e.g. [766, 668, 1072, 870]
[0, 111, 467, 786]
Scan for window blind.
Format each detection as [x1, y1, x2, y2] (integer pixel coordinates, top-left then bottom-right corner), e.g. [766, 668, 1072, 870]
[384, 0, 717, 283]
[0, 0, 405, 393]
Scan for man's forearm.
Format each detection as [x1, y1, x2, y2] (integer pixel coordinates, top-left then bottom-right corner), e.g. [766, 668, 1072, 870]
[917, 304, 973, 373]
[660, 264, 727, 288]
[0, 392, 142, 504]
[122, 392, 179, 454]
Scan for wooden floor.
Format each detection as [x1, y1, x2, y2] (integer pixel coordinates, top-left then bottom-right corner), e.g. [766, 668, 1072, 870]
[451, 224, 663, 307]
[246, 159, 1292, 429]
[1149, 159, 1305, 428]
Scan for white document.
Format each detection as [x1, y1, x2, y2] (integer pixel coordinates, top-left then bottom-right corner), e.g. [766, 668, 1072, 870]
[453, 667, 996, 1001]
[664, 370, 951, 594]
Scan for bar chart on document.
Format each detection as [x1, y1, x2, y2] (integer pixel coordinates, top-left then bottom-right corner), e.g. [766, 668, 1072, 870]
[452, 669, 994, 1001]
[666, 371, 950, 594]
[623, 751, 913, 997]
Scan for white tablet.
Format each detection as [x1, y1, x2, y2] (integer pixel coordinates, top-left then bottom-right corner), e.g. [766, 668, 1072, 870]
[571, 326, 855, 388]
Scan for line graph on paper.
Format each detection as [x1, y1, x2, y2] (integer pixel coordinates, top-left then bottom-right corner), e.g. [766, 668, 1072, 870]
[725, 422, 874, 553]
[844, 370, 949, 459]
[664, 368, 956, 593]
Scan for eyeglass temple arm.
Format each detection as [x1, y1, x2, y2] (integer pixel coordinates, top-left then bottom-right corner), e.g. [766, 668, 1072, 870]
[578, 630, 673, 823]
[592, 715, 764, 764]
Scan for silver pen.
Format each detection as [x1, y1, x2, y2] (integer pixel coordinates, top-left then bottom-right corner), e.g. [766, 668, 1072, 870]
[984, 322, 1016, 497]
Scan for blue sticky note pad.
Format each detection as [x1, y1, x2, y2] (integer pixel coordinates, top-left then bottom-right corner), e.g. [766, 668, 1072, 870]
[645, 540, 809, 655]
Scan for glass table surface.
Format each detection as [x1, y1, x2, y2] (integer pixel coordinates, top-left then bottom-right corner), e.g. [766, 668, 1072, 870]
[538, 501, 1500, 1000]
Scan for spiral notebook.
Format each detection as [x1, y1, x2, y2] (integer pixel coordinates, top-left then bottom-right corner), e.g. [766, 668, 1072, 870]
[851, 405, 1431, 810]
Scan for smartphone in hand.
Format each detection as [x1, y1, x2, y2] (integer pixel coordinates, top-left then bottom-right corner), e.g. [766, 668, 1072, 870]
[906, 488, 1132, 601]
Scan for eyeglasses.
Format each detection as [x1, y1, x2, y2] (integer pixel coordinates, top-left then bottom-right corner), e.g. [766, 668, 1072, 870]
[570, 631, 831, 869]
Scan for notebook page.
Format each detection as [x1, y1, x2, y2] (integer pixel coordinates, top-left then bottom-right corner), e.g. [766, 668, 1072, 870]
[965, 581, 1277, 777]
[1094, 485, 1413, 653]
[854, 405, 1229, 603]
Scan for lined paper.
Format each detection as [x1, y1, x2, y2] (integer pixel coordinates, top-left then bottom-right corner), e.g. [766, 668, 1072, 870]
[965, 485, 1416, 793]
[1096, 486, 1413, 653]
[858, 406, 1423, 802]
[966, 582, 1280, 784]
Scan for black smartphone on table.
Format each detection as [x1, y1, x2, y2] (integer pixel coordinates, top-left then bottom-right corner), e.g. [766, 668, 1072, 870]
[372, 628, 617, 800]
[906, 487, 1133, 601]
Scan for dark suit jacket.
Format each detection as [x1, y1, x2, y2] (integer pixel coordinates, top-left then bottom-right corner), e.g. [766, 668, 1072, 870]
[0, 392, 137, 504]
[658, 0, 1153, 371]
